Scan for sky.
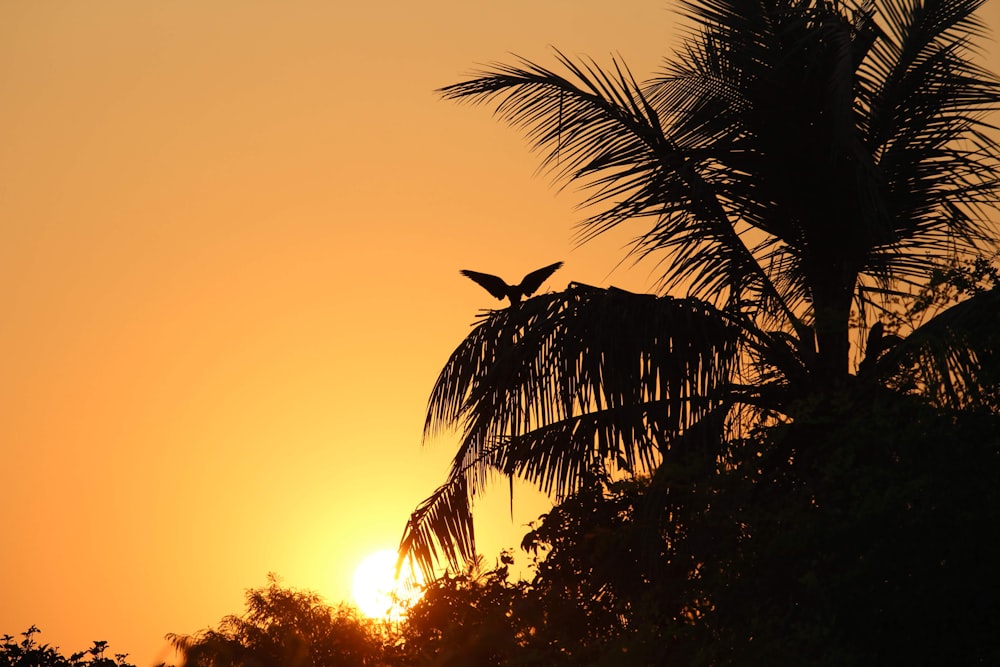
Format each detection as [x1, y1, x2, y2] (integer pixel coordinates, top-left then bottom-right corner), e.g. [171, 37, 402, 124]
[4, 2, 1000, 665]
[0, 1, 674, 664]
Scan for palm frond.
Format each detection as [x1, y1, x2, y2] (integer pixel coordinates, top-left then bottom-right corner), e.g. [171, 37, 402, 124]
[439, 51, 789, 317]
[407, 284, 740, 574]
[426, 284, 738, 469]
[873, 286, 1000, 408]
[397, 461, 477, 581]
[497, 397, 721, 496]
[648, 0, 890, 290]
[650, 0, 1000, 329]
[859, 0, 1000, 285]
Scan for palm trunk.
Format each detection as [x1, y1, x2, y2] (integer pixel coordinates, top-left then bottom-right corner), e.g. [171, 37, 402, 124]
[810, 280, 854, 391]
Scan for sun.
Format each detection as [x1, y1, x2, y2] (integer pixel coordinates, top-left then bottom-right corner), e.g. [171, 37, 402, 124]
[352, 549, 422, 619]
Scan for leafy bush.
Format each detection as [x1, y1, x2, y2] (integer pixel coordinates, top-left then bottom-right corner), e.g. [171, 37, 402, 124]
[0, 626, 135, 667]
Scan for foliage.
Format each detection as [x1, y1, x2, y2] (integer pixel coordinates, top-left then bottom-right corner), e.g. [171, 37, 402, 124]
[404, 398, 1000, 666]
[167, 575, 392, 667]
[401, 285, 738, 574]
[882, 253, 1000, 411]
[402, 0, 1000, 574]
[396, 556, 529, 666]
[156, 407, 999, 666]
[514, 478, 683, 665]
[0, 627, 135, 667]
[162, 556, 664, 667]
[399, 480, 681, 666]
[905, 253, 1000, 322]
[397, 0, 1000, 662]
[706, 394, 1000, 665]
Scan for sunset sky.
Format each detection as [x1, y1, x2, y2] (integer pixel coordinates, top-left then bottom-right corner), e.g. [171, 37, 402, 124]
[2, 2, 999, 665]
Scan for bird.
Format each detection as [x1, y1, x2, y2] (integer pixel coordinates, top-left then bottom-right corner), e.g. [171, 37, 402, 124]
[858, 321, 902, 375]
[460, 261, 563, 305]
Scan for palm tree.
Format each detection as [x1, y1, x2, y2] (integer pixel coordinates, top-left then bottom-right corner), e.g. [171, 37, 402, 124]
[400, 0, 1000, 580]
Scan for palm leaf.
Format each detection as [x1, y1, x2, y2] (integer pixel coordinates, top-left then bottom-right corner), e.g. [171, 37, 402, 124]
[861, 0, 1000, 281]
[427, 284, 739, 479]
[397, 459, 478, 581]
[875, 285, 1000, 408]
[405, 285, 740, 574]
[439, 51, 793, 319]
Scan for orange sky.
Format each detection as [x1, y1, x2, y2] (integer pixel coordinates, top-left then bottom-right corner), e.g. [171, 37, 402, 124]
[2, 2, 999, 665]
[0, 2, 672, 664]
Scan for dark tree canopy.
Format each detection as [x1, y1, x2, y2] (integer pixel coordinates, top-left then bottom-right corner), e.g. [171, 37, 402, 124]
[398, 0, 1000, 663]
[403, 0, 1000, 576]
[167, 576, 388, 667]
[0, 627, 135, 667]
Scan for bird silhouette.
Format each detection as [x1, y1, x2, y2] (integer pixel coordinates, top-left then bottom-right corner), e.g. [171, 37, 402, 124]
[460, 261, 563, 305]
[858, 321, 902, 375]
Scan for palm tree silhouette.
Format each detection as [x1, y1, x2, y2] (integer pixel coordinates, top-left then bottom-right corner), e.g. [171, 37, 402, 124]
[401, 0, 1000, 578]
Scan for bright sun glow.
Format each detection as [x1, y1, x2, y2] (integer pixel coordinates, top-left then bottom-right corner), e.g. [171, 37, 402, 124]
[352, 549, 422, 619]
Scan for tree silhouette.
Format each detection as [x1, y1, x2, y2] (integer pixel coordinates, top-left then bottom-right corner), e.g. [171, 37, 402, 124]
[0, 627, 135, 667]
[167, 576, 388, 667]
[399, 0, 1000, 658]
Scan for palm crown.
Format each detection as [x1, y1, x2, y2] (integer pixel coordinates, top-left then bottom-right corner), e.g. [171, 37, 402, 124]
[401, 0, 1000, 578]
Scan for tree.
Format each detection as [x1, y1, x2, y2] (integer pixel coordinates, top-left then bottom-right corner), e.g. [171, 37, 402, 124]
[400, 0, 1000, 661]
[514, 476, 684, 665]
[167, 576, 390, 667]
[397, 556, 529, 666]
[0, 626, 136, 667]
[399, 483, 677, 666]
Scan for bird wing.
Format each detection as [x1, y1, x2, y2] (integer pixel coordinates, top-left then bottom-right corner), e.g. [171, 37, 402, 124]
[460, 270, 511, 300]
[517, 261, 563, 297]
